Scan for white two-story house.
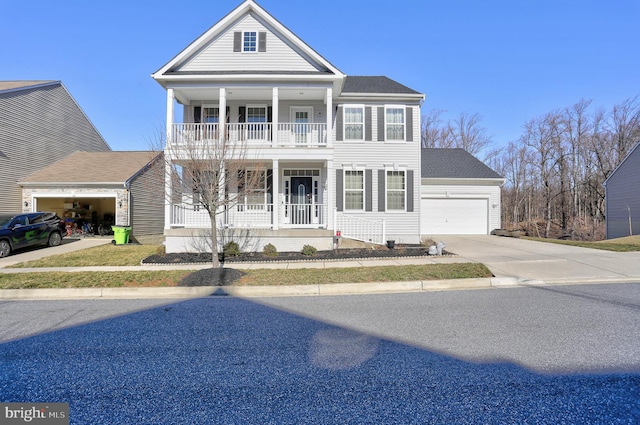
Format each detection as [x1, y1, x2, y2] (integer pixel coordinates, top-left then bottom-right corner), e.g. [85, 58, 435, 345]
[152, 0, 424, 253]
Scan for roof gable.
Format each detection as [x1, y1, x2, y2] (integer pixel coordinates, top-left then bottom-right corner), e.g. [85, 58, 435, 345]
[604, 141, 640, 186]
[153, 0, 343, 79]
[421, 148, 503, 180]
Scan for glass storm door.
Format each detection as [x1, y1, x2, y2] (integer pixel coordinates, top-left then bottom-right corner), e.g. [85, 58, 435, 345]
[291, 177, 312, 224]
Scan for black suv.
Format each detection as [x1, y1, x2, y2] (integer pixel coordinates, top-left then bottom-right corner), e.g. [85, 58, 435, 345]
[0, 212, 65, 258]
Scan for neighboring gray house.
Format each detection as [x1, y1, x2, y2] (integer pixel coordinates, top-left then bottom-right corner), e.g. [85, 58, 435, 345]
[604, 141, 640, 239]
[420, 148, 504, 235]
[0, 80, 111, 214]
[19, 151, 165, 242]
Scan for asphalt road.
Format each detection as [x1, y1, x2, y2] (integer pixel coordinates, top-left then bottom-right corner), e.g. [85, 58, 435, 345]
[1, 284, 639, 424]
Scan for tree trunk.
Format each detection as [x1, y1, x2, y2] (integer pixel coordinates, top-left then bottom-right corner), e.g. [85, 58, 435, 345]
[209, 212, 220, 268]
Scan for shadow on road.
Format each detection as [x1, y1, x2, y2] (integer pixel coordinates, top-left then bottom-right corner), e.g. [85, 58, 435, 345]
[1, 297, 638, 423]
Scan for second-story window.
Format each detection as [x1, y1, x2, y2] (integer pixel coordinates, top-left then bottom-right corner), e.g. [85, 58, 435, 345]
[385, 107, 405, 141]
[344, 106, 364, 141]
[244, 31, 257, 52]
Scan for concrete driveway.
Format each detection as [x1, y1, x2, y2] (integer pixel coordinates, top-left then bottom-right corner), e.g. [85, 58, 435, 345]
[433, 235, 640, 284]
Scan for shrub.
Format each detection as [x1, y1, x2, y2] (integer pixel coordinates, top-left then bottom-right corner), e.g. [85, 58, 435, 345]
[263, 243, 278, 257]
[223, 241, 241, 257]
[301, 244, 317, 256]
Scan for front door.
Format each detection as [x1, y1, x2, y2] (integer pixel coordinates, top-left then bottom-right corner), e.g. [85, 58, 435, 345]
[291, 177, 312, 225]
[291, 107, 312, 145]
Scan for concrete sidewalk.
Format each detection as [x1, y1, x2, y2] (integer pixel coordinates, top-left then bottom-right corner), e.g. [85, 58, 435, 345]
[1, 236, 639, 299]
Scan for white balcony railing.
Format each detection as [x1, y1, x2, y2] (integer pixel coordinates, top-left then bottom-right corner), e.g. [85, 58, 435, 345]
[171, 123, 327, 148]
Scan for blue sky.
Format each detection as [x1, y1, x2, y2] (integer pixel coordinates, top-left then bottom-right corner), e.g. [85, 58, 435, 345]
[3, 0, 638, 152]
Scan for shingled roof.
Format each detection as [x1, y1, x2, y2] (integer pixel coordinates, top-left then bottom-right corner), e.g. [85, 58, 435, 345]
[421, 148, 503, 180]
[341, 76, 422, 95]
[19, 151, 161, 184]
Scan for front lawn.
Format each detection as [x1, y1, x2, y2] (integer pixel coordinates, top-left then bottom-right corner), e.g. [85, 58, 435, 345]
[523, 235, 640, 252]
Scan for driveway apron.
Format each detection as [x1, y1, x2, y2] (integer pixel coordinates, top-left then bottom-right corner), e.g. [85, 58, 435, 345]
[432, 235, 640, 283]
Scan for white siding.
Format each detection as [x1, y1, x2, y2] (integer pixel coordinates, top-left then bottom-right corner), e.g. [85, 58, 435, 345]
[333, 105, 421, 244]
[179, 15, 322, 73]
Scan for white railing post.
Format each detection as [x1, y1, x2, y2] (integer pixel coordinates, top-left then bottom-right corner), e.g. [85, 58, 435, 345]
[382, 219, 386, 243]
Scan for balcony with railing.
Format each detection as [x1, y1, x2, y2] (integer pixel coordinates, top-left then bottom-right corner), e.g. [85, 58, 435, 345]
[171, 123, 328, 148]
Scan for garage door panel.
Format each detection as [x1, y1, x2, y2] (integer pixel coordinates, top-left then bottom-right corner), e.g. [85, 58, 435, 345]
[421, 198, 488, 235]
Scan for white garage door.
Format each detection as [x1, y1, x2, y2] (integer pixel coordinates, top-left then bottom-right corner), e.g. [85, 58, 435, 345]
[421, 198, 488, 235]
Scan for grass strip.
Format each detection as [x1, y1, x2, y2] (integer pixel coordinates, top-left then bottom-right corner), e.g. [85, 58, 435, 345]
[7, 244, 161, 268]
[523, 235, 640, 252]
[0, 263, 492, 289]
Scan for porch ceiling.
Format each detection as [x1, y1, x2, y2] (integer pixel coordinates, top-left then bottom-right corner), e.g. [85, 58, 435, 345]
[174, 87, 327, 104]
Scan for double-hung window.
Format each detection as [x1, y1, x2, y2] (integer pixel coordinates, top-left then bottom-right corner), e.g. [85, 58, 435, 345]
[386, 170, 405, 210]
[238, 169, 267, 211]
[385, 107, 405, 141]
[344, 106, 364, 141]
[344, 170, 364, 210]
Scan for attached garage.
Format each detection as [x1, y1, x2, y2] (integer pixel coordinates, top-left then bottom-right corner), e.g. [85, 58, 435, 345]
[421, 148, 504, 236]
[421, 198, 488, 235]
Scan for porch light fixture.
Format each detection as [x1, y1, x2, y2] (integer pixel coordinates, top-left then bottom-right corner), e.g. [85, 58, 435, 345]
[118, 200, 123, 208]
[24, 201, 28, 207]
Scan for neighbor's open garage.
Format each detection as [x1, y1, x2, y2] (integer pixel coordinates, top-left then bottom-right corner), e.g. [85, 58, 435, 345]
[421, 198, 489, 235]
[34, 196, 116, 231]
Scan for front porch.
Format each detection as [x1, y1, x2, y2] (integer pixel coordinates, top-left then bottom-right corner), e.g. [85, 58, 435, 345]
[170, 202, 328, 229]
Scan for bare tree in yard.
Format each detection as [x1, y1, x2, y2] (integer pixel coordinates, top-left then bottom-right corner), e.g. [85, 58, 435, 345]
[159, 122, 265, 268]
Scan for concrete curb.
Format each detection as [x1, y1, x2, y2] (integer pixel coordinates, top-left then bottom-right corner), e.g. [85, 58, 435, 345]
[0, 278, 497, 300]
[1, 276, 639, 300]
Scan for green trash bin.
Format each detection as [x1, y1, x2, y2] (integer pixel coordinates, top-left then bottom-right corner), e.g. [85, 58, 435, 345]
[112, 226, 131, 245]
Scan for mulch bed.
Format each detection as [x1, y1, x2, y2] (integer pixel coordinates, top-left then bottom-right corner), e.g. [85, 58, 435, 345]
[143, 245, 447, 265]
[146, 245, 452, 287]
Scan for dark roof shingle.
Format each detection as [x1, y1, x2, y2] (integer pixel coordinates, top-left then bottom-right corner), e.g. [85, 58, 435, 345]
[421, 148, 503, 179]
[341, 76, 422, 95]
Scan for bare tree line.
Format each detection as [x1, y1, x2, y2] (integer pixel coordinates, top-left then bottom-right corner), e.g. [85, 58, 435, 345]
[422, 96, 640, 240]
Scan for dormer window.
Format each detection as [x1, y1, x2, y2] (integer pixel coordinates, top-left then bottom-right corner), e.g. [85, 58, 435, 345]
[233, 31, 267, 52]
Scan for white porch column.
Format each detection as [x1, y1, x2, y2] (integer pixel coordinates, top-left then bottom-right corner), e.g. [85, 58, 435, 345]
[326, 159, 334, 230]
[219, 88, 227, 140]
[166, 88, 175, 145]
[165, 88, 175, 230]
[164, 160, 173, 230]
[272, 159, 279, 230]
[325, 87, 333, 148]
[272, 87, 279, 147]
